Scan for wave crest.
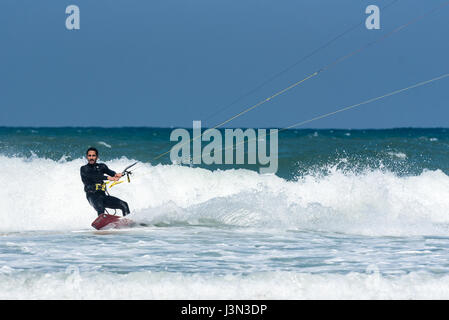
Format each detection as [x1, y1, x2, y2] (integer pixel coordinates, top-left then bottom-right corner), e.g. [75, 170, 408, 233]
[1, 155, 449, 236]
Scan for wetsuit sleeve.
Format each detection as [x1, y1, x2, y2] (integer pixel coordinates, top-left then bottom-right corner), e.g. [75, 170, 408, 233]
[80, 166, 90, 185]
[102, 164, 116, 177]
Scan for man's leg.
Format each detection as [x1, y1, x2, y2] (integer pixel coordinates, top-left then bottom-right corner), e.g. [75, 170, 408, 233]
[87, 193, 105, 216]
[103, 195, 130, 216]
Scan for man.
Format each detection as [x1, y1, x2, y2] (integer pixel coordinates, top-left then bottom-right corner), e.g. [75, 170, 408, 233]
[80, 147, 130, 216]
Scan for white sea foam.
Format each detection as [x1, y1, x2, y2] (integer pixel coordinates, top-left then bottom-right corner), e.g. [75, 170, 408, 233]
[387, 151, 407, 159]
[2, 155, 449, 236]
[1, 270, 449, 299]
[98, 141, 112, 148]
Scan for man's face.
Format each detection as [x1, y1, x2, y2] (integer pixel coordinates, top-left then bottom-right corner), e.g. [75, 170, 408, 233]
[86, 151, 98, 164]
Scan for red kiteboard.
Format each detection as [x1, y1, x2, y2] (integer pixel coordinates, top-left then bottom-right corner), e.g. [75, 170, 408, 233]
[91, 214, 134, 230]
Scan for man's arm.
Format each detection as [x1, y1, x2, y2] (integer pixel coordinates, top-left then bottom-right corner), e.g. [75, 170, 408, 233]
[80, 166, 89, 185]
[102, 164, 122, 180]
[102, 164, 116, 177]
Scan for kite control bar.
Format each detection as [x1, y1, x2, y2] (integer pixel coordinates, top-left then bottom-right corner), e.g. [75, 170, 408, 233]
[109, 162, 138, 188]
[121, 161, 138, 183]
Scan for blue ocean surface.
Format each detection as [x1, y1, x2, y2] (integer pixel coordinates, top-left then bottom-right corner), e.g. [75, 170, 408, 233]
[1, 127, 449, 299]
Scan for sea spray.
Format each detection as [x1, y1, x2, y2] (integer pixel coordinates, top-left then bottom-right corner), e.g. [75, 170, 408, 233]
[2, 155, 449, 236]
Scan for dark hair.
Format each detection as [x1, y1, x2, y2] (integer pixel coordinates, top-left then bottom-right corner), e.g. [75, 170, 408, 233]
[86, 147, 98, 156]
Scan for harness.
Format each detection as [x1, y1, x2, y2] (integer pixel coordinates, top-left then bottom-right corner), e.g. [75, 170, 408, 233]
[92, 162, 138, 193]
[95, 183, 107, 192]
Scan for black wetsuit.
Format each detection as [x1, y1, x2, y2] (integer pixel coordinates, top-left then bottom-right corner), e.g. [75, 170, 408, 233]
[80, 163, 130, 216]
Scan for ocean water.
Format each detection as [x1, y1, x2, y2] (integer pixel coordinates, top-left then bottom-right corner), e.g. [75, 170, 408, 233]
[2, 127, 449, 299]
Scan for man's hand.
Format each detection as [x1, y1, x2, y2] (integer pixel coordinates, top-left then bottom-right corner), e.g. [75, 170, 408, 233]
[107, 176, 120, 182]
[115, 173, 123, 178]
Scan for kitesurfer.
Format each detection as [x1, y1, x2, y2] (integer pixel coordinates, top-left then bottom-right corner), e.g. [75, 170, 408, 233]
[80, 147, 130, 216]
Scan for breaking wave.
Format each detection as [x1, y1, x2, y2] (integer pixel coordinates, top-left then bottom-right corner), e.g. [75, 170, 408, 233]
[2, 155, 449, 236]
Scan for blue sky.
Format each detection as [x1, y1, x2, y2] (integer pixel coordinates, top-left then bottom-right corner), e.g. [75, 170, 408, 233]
[0, 0, 448, 128]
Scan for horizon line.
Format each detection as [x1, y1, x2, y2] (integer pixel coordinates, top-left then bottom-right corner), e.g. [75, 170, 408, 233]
[0, 125, 448, 131]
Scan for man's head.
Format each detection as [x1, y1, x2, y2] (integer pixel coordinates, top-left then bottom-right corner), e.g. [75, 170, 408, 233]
[86, 147, 99, 164]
